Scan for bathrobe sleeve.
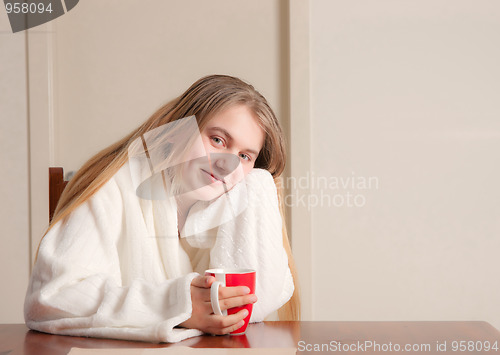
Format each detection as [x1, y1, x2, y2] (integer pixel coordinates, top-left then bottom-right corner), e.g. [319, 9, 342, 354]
[24, 173, 202, 343]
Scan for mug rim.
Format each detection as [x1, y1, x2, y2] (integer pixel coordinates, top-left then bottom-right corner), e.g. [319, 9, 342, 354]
[205, 268, 256, 275]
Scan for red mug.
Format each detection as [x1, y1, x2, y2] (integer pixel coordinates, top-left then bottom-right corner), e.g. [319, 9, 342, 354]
[205, 268, 256, 335]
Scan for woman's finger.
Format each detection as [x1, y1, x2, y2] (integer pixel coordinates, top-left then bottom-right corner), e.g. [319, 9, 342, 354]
[219, 294, 257, 311]
[191, 275, 214, 288]
[219, 319, 246, 335]
[218, 285, 251, 299]
[207, 309, 249, 335]
[199, 284, 251, 303]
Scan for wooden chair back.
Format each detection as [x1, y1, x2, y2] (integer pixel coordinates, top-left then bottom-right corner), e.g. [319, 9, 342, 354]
[49, 167, 68, 222]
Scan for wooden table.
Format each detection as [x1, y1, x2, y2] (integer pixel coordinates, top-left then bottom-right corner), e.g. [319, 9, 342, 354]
[1, 321, 499, 354]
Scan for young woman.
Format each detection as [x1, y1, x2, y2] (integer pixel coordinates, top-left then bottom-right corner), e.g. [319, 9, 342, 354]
[24, 75, 300, 343]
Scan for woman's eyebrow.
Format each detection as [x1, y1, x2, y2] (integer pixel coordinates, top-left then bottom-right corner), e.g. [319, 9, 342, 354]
[208, 127, 259, 156]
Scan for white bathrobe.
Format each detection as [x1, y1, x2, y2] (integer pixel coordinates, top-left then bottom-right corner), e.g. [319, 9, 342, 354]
[24, 161, 294, 343]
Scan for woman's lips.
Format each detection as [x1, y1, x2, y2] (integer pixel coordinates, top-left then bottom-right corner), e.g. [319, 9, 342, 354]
[201, 169, 225, 184]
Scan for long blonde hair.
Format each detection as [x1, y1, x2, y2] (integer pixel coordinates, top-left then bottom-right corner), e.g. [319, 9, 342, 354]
[47, 74, 300, 320]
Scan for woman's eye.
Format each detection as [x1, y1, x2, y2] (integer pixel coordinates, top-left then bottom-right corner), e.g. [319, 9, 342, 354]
[211, 136, 224, 146]
[239, 153, 251, 161]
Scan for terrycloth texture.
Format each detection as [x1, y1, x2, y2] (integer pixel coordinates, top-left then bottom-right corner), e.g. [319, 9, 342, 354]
[24, 161, 294, 343]
[180, 169, 293, 322]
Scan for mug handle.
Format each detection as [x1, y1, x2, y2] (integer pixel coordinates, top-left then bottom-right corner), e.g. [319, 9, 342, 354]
[210, 281, 227, 316]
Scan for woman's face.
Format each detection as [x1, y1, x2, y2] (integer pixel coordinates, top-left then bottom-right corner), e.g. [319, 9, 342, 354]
[180, 104, 265, 201]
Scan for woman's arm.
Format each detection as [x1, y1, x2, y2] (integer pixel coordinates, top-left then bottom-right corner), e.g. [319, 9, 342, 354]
[207, 168, 295, 321]
[25, 173, 202, 343]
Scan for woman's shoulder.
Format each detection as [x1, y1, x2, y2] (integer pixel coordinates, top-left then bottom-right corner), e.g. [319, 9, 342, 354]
[104, 160, 144, 197]
[244, 168, 279, 201]
[246, 168, 275, 185]
[83, 161, 135, 216]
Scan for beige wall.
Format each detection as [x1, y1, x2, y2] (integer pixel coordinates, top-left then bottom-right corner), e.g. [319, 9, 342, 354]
[0, 19, 30, 322]
[308, 0, 500, 328]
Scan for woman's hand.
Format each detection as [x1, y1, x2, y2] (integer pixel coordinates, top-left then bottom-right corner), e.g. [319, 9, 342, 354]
[179, 275, 258, 335]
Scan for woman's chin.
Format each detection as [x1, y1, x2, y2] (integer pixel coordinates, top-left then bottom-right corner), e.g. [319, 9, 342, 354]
[180, 184, 227, 202]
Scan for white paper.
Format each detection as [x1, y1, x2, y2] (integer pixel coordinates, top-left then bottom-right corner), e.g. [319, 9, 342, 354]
[68, 347, 297, 355]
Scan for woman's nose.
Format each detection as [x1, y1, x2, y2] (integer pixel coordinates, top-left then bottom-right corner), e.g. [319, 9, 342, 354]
[210, 153, 239, 175]
[214, 157, 226, 170]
